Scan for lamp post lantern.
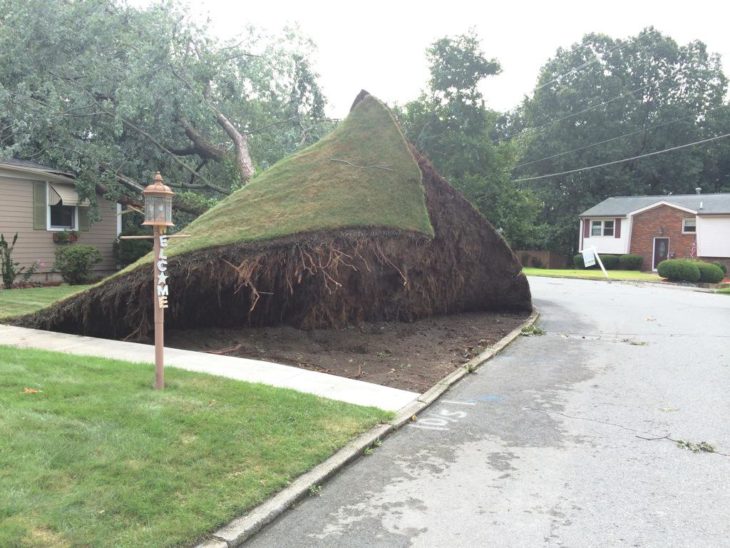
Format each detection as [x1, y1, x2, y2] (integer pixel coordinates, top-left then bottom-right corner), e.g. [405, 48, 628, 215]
[142, 172, 174, 390]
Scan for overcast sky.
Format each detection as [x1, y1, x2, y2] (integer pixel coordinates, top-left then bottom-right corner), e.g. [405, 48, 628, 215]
[180, 0, 729, 118]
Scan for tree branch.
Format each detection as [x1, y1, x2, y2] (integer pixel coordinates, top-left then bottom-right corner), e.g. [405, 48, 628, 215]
[178, 118, 228, 160]
[215, 110, 255, 183]
[116, 116, 230, 194]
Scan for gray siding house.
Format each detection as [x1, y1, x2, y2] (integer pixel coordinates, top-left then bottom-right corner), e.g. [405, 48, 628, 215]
[0, 160, 120, 283]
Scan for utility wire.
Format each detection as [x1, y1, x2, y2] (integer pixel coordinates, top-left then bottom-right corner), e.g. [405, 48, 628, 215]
[513, 109, 713, 169]
[512, 132, 730, 183]
[533, 40, 631, 93]
[519, 82, 654, 139]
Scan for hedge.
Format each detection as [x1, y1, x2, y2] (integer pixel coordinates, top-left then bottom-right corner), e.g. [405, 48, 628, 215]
[696, 262, 725, 283]
[618, 254, 643, 270]
[657, 259, 700, 282]
[573, 253, 622, 270]
[712, 262, 727, 275]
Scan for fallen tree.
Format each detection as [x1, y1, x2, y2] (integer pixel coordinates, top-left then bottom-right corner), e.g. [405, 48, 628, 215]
[15, 92, 531, 338]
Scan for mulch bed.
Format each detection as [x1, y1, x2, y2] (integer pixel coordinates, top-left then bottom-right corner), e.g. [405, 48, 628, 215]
[167, 311, 528, 393]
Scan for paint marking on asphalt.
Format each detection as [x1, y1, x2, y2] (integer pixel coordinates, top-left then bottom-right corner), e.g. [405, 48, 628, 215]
[407, 408, 470, 432]
[441, 400, 476, 406]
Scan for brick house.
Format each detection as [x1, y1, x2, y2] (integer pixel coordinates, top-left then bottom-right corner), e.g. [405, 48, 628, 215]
[578, 193, 730, 271]
[0, 160, 122, 283]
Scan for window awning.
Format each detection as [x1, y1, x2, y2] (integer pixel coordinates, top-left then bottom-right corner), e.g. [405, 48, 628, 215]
[48, 183, 89, 207]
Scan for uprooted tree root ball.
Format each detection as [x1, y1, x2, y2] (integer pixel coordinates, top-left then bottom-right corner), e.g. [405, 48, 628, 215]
[15, 149, 531, 339]
[14, 92, 531, 339]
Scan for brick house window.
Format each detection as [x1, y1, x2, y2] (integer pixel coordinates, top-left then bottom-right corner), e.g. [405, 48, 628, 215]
[682, 218, 696, 233]
[590, 219, 614, 237]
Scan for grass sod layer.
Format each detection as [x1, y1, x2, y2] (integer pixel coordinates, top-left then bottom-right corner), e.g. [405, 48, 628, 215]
[128, 93, 432, 264]
[0, 346, 390, 547]
[523, 268, 661, 282]
[0, 285, 91, 320]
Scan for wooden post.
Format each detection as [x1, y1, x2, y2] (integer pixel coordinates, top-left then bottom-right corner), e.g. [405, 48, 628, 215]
[153, 225, 165, 389]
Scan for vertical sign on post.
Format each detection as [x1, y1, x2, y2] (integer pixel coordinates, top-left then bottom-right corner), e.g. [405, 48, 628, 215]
[152, 228, 169, 389]
[142, 172, 175, 390]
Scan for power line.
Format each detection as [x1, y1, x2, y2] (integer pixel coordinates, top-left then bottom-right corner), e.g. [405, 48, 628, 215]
[520, 82, 654, 138]
[512, 132, 730, 183]
[533, 40, 630, 93]
[513, 110, 710, 169]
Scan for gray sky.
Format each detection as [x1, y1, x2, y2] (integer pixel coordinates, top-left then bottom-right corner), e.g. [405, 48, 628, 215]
[185, 0, 729, 118]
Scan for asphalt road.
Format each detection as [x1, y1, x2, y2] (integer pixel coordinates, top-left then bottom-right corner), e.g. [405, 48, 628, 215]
[247, 277, 730, 547]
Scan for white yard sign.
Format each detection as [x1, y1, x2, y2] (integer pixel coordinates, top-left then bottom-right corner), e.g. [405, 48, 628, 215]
[582, 248, 596, 268]
[582, 246, 609, 279]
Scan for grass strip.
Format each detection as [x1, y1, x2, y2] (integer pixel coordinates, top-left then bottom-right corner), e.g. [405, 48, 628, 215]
[0, 346, 389, 547]
[523, 267, 661, 282]
[0, 285, 91, 320]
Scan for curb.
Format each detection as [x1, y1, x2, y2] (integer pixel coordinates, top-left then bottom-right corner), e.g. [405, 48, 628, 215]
[197, 309, 540, 547]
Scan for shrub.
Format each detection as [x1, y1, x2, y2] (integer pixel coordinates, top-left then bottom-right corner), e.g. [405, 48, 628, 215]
[0, 232, 29, 288]
[711, 262, 727, 276]
[55, 245, 102, 284]
[600, 255, 620, 270]
[696, 261, 724, 283]
[619, 254, 643, 270]
[530, 256, 544, 268]
[657, 259, 700, 283]
[574, 253, 619, 269]
[114, 228, 153, 266]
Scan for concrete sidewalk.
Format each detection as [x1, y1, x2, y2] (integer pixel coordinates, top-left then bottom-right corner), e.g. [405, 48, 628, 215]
[0, 325, 417, 412]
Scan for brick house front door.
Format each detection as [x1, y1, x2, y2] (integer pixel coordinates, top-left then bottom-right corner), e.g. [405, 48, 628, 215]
[653, 237, 669, 270]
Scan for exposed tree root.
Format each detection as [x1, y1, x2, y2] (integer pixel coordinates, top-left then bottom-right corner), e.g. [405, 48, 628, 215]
[15, 146, 531, 339]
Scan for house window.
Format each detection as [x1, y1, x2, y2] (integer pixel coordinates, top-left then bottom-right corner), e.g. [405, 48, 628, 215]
[590, 219, 614, 237]
[682, 218, 696, 234]
[49, 204, 77, 230]
[603, 220, 614, 236]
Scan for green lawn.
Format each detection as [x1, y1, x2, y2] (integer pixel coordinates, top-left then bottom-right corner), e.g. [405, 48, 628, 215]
[523, 267, 662, 282]
[0, 346, 390, 547]
[717, 287, 730, 295]
[0, 285, 92, 319]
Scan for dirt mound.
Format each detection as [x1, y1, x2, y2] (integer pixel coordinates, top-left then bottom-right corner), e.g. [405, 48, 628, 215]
[15, 92, 531, 338]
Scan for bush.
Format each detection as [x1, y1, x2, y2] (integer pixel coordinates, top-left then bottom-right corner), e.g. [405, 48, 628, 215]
[711, 262, 727, 276]
[600, 255, 620, 270]
[619, 254, 643, 270]
[574, 253, 622, 269]
[114, 228, 153, 266]
[696, 261, 724, 283]
[0, 232, 21, 288]
[573, 253, 588, 269]
[657, 259, 700, 283]
[55, 245, 102, 284]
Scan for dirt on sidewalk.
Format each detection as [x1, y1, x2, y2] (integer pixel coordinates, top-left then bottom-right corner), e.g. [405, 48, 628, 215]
[167, 312, 528, 393]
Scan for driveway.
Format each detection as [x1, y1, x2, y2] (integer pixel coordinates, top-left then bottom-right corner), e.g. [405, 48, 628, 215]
[247, 277, 730, 547]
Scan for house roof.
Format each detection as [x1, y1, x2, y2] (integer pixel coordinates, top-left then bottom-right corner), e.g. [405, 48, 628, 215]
[580, 193, 730, 217]
[0, 159, 76, 183]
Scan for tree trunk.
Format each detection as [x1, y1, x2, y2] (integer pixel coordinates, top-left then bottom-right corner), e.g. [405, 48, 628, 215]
[215, 111, 255, 184]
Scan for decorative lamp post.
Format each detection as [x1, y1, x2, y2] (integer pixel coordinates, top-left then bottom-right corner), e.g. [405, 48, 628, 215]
[142, 172, 174, 389]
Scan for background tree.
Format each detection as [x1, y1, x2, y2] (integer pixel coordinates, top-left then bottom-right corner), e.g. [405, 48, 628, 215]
[396, 31, 541, 248]
[509, 28, 729, 254]
[0, 0, 332, 218]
